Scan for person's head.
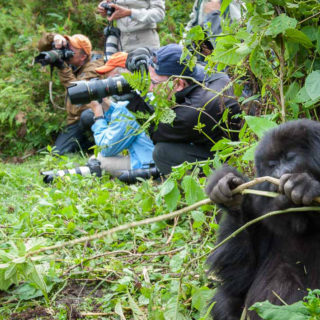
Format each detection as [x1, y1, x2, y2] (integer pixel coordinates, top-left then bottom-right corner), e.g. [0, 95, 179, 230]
[64, 34, 92, 67]
[149, 43, 205, 94]
[95, 52, 128, 77]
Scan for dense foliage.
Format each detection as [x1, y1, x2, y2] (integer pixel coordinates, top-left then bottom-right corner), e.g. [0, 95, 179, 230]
[1, 0, 320, 319]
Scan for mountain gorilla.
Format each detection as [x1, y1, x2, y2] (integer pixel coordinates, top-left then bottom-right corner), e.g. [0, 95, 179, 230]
[205, 119, 320, 320]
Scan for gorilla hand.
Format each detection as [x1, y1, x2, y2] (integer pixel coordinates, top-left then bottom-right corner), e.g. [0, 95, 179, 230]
[206, 170, 245, 209]
[279, 173, 320, 205]
[126, 47, 152, 73]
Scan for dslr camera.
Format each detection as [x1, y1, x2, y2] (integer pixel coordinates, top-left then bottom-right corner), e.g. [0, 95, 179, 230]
[100, 1, 115, 17]
[35, 45, 74, 67]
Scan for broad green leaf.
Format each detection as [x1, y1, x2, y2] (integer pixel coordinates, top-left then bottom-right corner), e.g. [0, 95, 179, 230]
[127, 291, 147, 320]
[164, 296, 187, 320]
[115, 301, 126, 320]
[212, 36, 247, 65]
[29, 264, 48, 301]
[181, 176, 205, 205]
[244, 116, 278, 139]
[285, 29, 313, 48]
[159, 179, 175, 196]
[305, 71, 320, 100]
[266, 14, 297, 37]
[242, 143, 257, 162]
[250, 300, 310, 320]
[192, 286, 214, 311]
[191, 210, 206, 228]
[301, 26, 318, 41]
[169, 250, 187, 272]
[249, 46, 274, 80]
[164, 183, 181, 211]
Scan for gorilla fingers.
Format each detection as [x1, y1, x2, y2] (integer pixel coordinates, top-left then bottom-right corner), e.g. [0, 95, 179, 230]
[279, 173, 320, 205]
[206, 166, 246, 210]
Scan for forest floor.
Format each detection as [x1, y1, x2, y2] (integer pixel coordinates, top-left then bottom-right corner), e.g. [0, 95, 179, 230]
[0, 154, 217, 320]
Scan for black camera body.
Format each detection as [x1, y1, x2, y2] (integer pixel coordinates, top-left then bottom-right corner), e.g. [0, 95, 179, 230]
[67, 76, 132, 105]
[101, 2, 115, 17]
[35, 47, 74, 67]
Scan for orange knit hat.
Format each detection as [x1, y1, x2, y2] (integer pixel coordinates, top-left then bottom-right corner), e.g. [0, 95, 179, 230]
[95, 52, 128, 74]
[64, 34, 92, 56]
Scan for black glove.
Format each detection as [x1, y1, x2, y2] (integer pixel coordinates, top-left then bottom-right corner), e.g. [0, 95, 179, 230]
[53, 58, 66, 69]
[126, 47, 152, 73]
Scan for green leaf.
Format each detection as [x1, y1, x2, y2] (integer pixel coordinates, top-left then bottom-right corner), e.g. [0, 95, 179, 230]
[170, 250, 187, 272]
[244, 116, 278, 139]
[305, 71, 320, 101]
[29, 264, 49, 302]
[212, 36, 247, 65]
[164, 183, 181, 211]
[191, 210, 206, 228]
[250, 300, 310, 320]
[242, 143, 258, 162]
[285, 29, 313, 48]
[181, 176, 205, 205]
[266, 14, 297, 37]
[164, 297, 186, 320]
[220, 0, 233, 16]
[115, 301, 126, 320]
[192, 286, 214, 311]
[160, 179, 175, 197]
[127, 291, 147, 320]
[249, 46, 274, 80]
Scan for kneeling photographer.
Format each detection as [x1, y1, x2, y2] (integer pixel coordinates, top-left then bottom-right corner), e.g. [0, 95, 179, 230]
[88, 52, 155, 180]
[36, 33, 104, 155]
[42, 52, 158, 184]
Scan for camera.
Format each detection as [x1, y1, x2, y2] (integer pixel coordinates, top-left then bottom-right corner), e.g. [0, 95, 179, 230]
[101, 2, 115, 17]
[35, 47, 74, 66]
[67, 75, 132, 105]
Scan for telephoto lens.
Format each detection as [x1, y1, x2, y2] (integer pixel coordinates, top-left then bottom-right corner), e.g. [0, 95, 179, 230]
[117, 166, 162, 184]
[104, 26, 121, 62]
[41, 159, 102, 183]
[67, 76, 132, 105]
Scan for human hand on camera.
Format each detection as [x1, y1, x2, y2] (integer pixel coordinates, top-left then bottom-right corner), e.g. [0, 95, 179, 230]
[97, 1, 131, 20]
[89, 101, 104, 117]
[126, 48, 152, 73]
[53, 34, 67, 49]
[107, 4, 131, 21]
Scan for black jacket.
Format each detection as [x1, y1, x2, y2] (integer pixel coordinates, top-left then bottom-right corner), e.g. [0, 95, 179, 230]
[127, 73, 241, 148]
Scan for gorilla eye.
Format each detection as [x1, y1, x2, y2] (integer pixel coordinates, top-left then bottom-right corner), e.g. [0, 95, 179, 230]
[286, 152, 297, 161]
[268, 160, 278, 168]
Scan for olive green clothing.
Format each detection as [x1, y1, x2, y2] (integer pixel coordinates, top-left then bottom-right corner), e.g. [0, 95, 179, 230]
[38, 33, 104, 125]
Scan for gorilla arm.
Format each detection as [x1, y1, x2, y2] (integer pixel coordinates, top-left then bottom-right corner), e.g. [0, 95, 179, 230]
[206, 166, 257, 319]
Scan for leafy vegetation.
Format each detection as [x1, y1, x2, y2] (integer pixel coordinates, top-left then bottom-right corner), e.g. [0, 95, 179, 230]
[1, 0, 320, 319]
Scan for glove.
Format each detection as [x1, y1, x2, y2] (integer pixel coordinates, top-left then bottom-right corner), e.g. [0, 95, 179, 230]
[53, 58, 66, 69]
[126, 47, 152, 73]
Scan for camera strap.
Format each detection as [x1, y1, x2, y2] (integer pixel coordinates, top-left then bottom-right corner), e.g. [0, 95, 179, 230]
[49, 65, 64, 111]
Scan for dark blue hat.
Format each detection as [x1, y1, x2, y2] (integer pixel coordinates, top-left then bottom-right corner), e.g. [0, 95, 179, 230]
[152, 44, 205, 82]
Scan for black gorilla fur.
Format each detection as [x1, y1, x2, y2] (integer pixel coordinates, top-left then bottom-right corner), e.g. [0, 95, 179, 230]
[205, 119, 320, 320]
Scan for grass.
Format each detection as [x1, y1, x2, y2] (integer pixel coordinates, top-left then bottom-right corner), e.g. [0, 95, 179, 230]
[0, 154, 218, 319]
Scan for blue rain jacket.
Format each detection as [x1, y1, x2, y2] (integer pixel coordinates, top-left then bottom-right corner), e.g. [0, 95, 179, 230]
[91, 101, 154, 169]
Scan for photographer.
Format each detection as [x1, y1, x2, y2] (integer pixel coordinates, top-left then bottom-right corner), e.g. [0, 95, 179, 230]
[37, 33, 104, 155]
[97, 0, 165, 52]
[89, 52, 154, 176]
[126, 44, 242, 174]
